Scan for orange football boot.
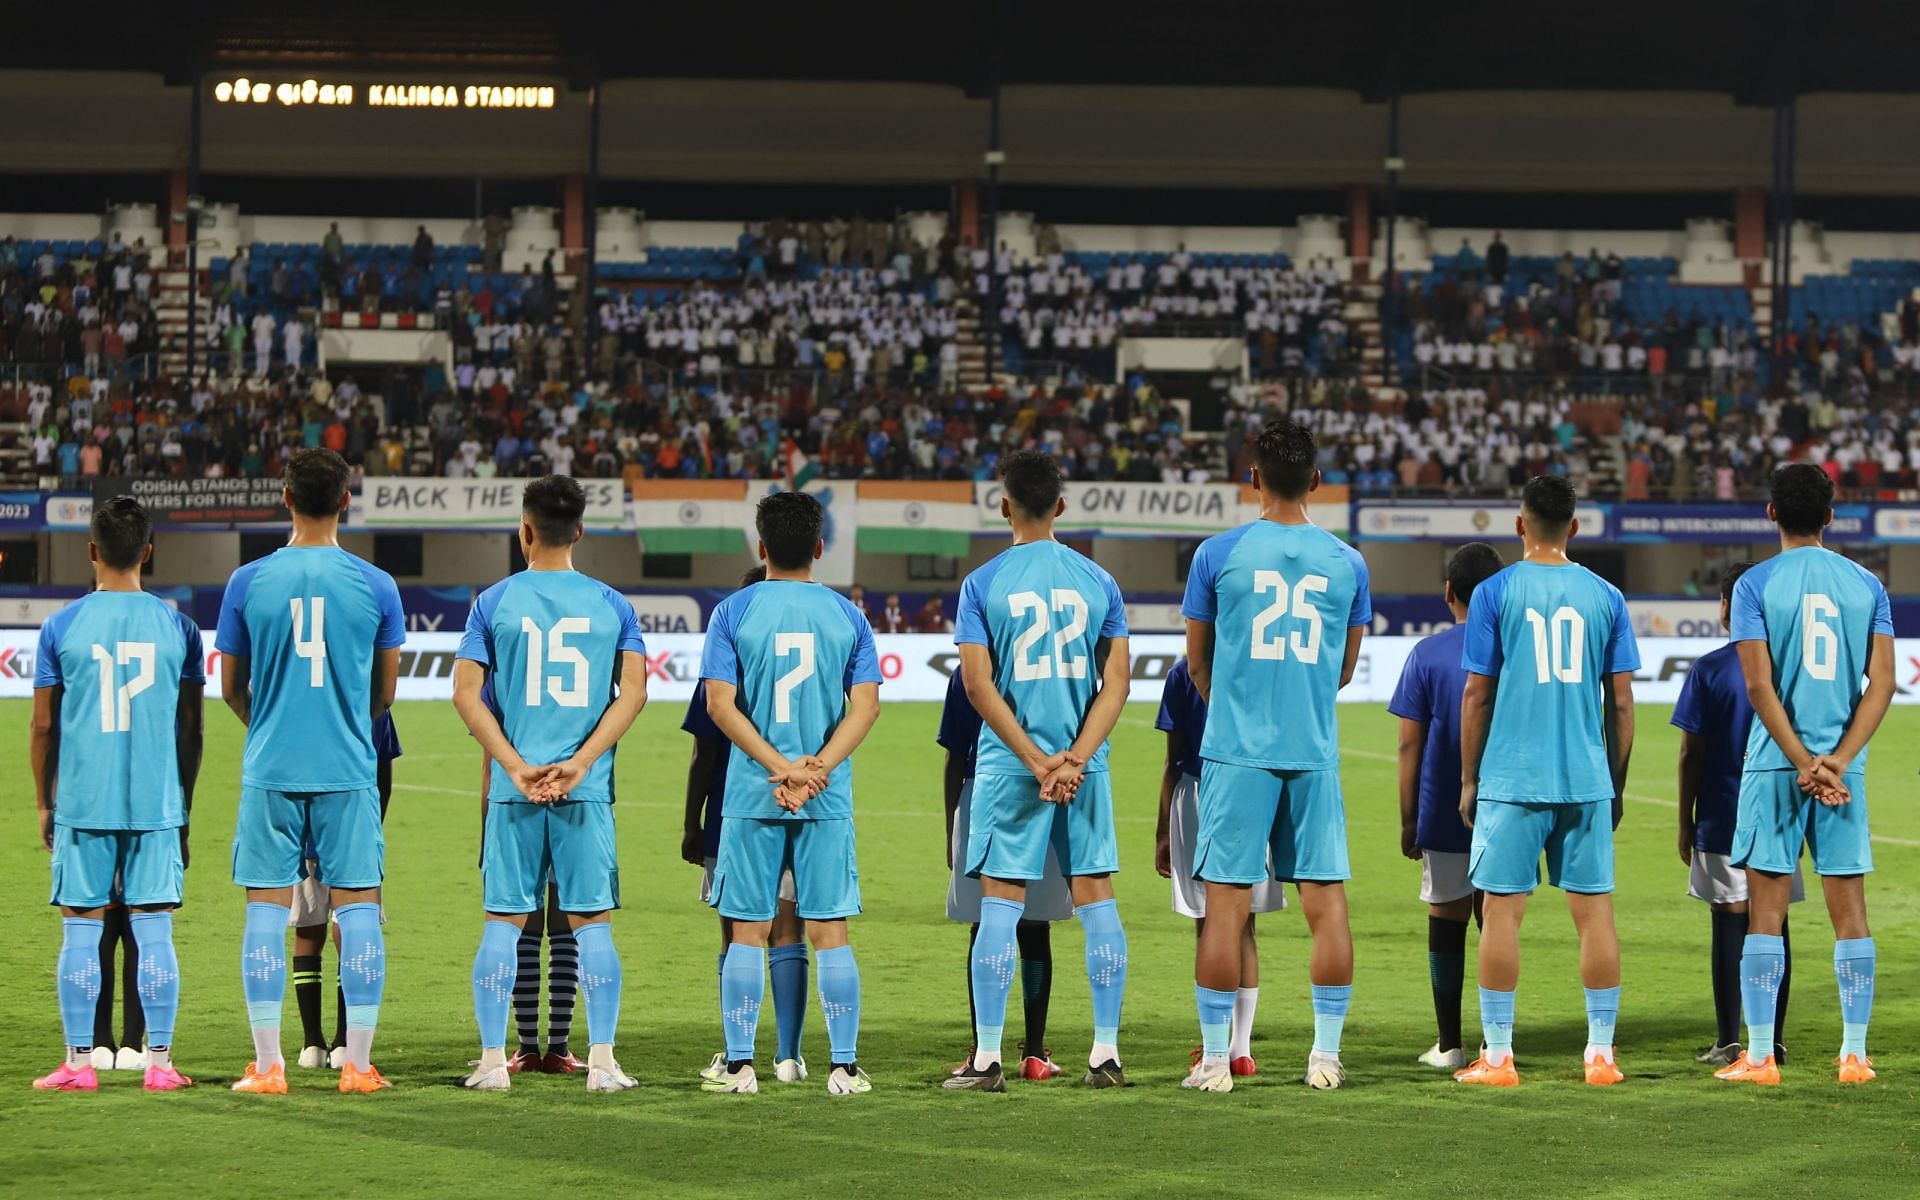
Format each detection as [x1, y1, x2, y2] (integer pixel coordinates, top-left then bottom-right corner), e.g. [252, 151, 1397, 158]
[1453, 1055, 1520, 1087]
[338, 1062, 393, 1093]
[1713, 1052, 1780, 1085]
[1584, 1053, 1624, 1086]
[1836, 1054, 1876, 1084]
[231, 1061, 288, 1094]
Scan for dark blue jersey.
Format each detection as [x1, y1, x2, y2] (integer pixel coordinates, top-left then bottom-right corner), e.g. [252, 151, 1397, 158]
[1153, 658, 1207, 779]
[1669, 641, 1753, 855]
[1386, 623, 1472, 854]
[682, 679, 730, 860]
[935, 665, 984, 780]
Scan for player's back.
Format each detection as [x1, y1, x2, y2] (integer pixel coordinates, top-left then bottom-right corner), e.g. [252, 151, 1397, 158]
[1465, 560, 1636, 803]
[1390, 623, 1471, 847]
[217, 545, 404, 792]
[467, 568, 643, 803]
[707, 579, 877, 819]
[956, 540, 1127, 776]
[1181, 520, 1370, 771]
[1732, 545, 1893, 772]
[37, 591, 203, 830]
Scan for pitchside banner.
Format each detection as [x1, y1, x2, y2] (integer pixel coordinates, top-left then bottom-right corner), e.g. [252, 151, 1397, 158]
[94, 477, 290, 525]
[11, 631, 1920, 707]
[358, 478, 627, 529]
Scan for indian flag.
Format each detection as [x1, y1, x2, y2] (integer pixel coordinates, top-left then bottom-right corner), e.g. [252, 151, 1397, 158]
[631, 479, 749, 555]
[856, 481, 976, 556]
[782, 438, 817, 490]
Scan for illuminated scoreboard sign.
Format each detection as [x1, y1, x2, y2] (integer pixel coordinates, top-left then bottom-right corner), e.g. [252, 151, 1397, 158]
[212, 78, 557, 110]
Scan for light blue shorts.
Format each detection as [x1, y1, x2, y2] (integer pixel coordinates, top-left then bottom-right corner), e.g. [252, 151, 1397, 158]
[1195, 761, 1348, 884]
[967, 771, 1117, 882]
[51, 826, 183, 909]
[484, 801, 619, 914]
[1732, 769, 1872, 877]
[1470, 799, 1613, 895]
[233, 786, 384, 890]
[710, 816, 860, 922]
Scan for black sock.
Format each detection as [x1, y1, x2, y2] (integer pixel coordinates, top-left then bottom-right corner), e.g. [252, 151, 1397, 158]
[514, 927, 543, 1054]
[1775, 917, 1793, 1059]
[966, 923, 980, 1041]
[1016, 920, 1052, 1056]
[1427, 916, 1468, 1052]
[93, 912, 123, 1053]
[293, 955, 326, 1048]
[332, 982, 347, 1052]
[1710, 908, 1747, 1047]
[546, 930, 579, 1055]
[120, 918, 144, 1050]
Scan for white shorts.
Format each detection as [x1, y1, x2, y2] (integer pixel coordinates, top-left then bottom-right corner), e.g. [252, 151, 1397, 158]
[947, 780, 1074, 923]
[1168, 773, 1287, 919]
[702, 856, 796, 907]
[1421, 850, 1474, 905]
[1688, 851, 1807, 906]
[288, 860, 385, 927]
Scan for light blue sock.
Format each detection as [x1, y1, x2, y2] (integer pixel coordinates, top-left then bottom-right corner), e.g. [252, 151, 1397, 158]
[1078, 898, 1128, 1049]
[970, 896, 1023, 1059]
[721, 943, 765, 1062]
[241, 902, 291, 1029]
[57, 917, 105, 1049]
[1834, 937, 1876, 1058]
[815, 945, 860, 1065]
[471, 920, 520, 1051]
[573, 922, 622, 1048]
[1584, 986, 1620, 1048]
[1311, 983, 1352, 1054]
[1196, 985, 1235, 1057]
[129, 912, 180, 1048]
[1479, 986, 1515, 1058]
[769, 943, 809, 1063]
[1741, 933, 1785, 1059]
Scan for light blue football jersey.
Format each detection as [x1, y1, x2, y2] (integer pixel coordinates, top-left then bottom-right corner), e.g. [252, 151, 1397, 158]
[1462, 560, 1639, 803]
[1180, 520, 1370, 771]
[215, 546, 406, 792]
[458, 569, 646, 804]
[700, 579, 881, 820]
[1730, 545, 1894, 774]
[954, 540, 1129, 777]
[35, 591, 205, 830]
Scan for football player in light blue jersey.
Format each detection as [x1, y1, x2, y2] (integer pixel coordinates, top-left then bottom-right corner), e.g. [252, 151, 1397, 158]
[945, 451, 1133, 1094]
[30, 498, 204, 1093]
[453, 477, 650, 1094]
[700, 492, 882, 1097]
[1457, 475, 1639, 1089]
[1718, 464, 1894, 1087]
[217, 448, 406, 1095]
[1180, 418, 1370, 1094]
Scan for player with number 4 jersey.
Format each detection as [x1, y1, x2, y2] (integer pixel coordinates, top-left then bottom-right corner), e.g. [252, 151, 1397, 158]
[1180, 418, 1369, 1094]
[1719, 464, 1894, 1087]
[216, 449, 406, 1095]
[1458, 475, 1638, 1089]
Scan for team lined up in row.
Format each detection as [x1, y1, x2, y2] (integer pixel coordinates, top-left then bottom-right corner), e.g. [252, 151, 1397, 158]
[28, 426, 1888, 1093]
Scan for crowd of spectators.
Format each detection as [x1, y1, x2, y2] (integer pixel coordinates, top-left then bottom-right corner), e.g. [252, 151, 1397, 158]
[1, 233, 166, 376]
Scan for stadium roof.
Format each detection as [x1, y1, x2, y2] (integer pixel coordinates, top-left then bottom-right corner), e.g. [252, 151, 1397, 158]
[14, 1, 1915, 102]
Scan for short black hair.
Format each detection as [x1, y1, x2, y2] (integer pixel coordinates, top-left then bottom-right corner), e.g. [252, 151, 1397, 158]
[756, 491, 824, 570]
[1000, 450, 1064, 520]
[284, 447, 351, 518]
[522, 475, 586, 547]
[91, 496, 152, 570]
[1720, 560, 1757, 605]
[739, 565, 768, 589]
[1770, 463, 1833, 537]
[1521, 474, 1578, 532]
[1446, 542, 1504, 607]
[1253, 418, 1317, 499]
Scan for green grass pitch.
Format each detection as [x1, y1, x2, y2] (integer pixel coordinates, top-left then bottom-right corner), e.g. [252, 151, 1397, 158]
[3, 698, 1917, 1197]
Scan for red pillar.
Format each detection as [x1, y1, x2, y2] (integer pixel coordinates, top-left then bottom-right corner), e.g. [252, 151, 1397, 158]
[1347, 184, 1371, 263]
[561, 174, 586, 253]
[1734, 186, 1766, 260]
[166, 168, 189, 249]
[954, 179, 981, 247]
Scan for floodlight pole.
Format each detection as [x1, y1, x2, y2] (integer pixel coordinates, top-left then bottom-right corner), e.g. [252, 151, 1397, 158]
[583, 79, 601, 380]
[984, 81, 1002, 384]
[1768, 90, 1797, 389]
[185, 74, 202, 379]
[1381, 90, 1402, 390]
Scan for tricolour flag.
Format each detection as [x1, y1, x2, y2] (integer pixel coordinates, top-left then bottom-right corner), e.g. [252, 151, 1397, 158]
[782, 438, 817, 491]
[631, 479, 749, 555]
[856, 481, 975, 556]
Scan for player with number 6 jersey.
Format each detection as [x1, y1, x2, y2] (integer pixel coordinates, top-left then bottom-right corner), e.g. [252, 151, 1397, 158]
[1180, 418, 1370, 1094]
[454, 476, 650, 1094]
[215, 449, 407, 1095]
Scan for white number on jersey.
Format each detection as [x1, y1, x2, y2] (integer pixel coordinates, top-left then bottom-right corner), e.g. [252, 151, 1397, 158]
[290, 596, 326, 687]
[1007, 589, 1091, 682]
[89, 641, 156, 733]
[1524, 606, 1585, 684]
[1249, 571, 1328, 664]
[520, 616, 592, 708]
[1802, 593, 1840, 681]
[774, 632, 817, 723]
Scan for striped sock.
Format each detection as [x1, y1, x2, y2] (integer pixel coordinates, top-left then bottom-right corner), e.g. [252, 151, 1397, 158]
[546, 930, 579, 1054]
[512, 927, 542, 1053]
